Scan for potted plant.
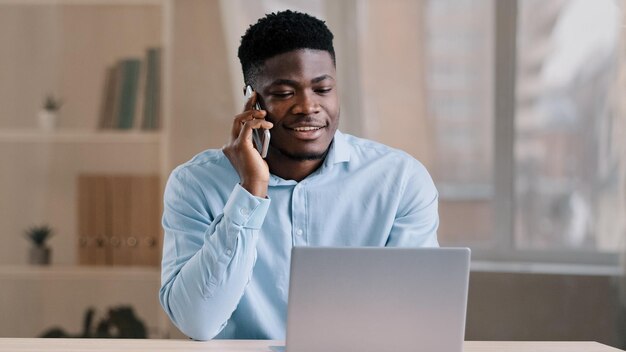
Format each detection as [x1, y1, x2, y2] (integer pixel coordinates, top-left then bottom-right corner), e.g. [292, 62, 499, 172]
[38, 94, 63, 131]
[24, 225, 54, 265]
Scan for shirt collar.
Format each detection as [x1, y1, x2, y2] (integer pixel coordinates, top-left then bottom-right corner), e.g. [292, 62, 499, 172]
[323, 130, 352, 167]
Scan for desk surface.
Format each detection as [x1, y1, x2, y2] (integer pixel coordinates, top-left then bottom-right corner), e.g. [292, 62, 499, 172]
[0, 339, 622, 352]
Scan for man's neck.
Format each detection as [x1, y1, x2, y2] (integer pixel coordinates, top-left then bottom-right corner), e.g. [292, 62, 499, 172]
[266, 152, 326, 182]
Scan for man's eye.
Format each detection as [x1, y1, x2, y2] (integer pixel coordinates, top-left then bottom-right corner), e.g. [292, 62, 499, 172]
[271, 92, 293, 98]
[316, 87, 333, 94]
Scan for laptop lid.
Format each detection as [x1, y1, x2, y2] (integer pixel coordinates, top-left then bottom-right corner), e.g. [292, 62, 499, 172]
[284, 247, 471, 352]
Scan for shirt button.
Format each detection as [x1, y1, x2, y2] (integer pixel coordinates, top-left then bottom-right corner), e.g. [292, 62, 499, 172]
[239, 208, 249, 216]
[295, 228, 303, 236]
[226, 249, 232, 256]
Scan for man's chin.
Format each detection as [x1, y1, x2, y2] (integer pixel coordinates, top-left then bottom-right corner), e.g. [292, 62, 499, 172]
[273, 146, 328, 161]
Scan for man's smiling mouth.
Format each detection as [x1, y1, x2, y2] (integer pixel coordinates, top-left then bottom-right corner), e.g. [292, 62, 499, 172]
[292, 126, 324, 132]
[285, 124, 328, 140]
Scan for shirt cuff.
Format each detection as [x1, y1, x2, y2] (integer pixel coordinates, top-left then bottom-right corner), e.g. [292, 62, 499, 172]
[223, 183, 271, 229]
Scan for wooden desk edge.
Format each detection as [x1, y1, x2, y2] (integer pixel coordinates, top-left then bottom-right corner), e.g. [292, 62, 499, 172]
[0, 338, 622, 352]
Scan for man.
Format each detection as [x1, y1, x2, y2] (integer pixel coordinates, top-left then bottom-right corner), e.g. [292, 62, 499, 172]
[159, 10, 439, 341]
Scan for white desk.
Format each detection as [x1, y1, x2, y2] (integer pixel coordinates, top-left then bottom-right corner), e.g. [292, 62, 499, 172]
[0, 339, 622, 351]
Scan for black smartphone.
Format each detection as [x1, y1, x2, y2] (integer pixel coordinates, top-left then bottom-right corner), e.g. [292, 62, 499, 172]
[245, 85, 270, 158]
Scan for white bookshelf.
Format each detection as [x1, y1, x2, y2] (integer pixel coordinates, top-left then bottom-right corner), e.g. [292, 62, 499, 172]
[0, 0, 164, 266]
[0, 0, 235, 338]
[0, 129, 161, 144]
[0, 264, 160, 280]
[0, 1, 169, 338]
[0, 0, 161, 4]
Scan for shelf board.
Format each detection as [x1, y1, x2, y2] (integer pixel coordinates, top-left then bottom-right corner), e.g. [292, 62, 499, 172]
[0, 0, 162, 5]
[0, 129, 161, 144]
[0, 264, 160, 281]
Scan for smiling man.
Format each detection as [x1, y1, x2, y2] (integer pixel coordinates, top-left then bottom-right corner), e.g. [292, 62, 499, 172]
[159, 10, 439, 341]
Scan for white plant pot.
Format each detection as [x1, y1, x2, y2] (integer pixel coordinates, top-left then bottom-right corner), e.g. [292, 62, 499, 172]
[29, 246, 51, 265]
[38, 110, 58, 131]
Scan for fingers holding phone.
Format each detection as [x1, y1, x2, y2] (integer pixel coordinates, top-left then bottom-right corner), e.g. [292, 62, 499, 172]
[222, 86, 273, 197]
[230, 107, 266, 141]
[239, 117, 273, 149]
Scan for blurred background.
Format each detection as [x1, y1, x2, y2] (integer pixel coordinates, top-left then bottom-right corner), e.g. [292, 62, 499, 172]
[0, 0, 624, 347]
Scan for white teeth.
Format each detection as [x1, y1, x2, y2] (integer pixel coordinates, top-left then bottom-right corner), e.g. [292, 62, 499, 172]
[293, 126, 322, 131]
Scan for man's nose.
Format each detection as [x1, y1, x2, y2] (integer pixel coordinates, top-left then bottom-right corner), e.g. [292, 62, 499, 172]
[291, 90, 320, 115]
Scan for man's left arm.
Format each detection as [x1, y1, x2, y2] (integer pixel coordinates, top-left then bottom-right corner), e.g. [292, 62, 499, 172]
[386, 161, 439, 247]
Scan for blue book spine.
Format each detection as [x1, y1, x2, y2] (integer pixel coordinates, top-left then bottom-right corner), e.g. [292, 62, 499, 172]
[117, 59, 141, 129]
[142, 48, 161, 130]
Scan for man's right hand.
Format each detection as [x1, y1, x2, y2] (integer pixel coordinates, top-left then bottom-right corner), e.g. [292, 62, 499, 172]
[223, 91, 274, 198]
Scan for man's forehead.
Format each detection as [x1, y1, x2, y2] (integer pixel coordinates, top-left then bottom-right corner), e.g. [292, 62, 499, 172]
[259, 49, 336, 84]
[268, 75, 335, 88]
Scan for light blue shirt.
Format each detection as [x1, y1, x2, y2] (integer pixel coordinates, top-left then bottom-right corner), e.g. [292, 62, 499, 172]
[159, 131, 439, 340]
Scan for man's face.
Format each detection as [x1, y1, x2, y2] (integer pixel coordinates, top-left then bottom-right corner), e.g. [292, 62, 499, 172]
[255, 49, 339, 161]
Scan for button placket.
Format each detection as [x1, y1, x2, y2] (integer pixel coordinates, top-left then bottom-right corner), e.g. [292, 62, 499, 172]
[291, 184, 307, 245]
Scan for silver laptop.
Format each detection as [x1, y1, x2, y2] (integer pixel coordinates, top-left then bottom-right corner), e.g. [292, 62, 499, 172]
[277, 247, 471, 352]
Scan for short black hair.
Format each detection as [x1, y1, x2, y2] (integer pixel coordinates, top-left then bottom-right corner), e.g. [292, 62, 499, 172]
[238, 10, 335, 87]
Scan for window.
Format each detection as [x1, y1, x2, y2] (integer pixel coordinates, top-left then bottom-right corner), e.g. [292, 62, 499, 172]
[424, 0, 624, 265]
[515, 0, 624, 254]
[423, 0, 495, 247]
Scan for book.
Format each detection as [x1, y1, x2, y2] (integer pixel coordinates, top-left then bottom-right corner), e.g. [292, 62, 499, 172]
[133, 57, 147, 130]
[116, 59, 142, 129]
[129, 175, 161, 266]
[97, 65, 121, 129]
[77, 175, 109, 265]
[141, 48, 162, 130]
[77, 174, 161, 267]
[109, 175, 133, 266]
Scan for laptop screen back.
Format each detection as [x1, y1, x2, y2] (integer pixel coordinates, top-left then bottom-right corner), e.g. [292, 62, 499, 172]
[285, 247, 471, 352]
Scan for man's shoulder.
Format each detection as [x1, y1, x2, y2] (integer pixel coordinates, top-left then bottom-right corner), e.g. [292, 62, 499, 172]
[338, 133, 437, 202]
[170, 148, 233, 180]
[341, 133, 425, 169]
